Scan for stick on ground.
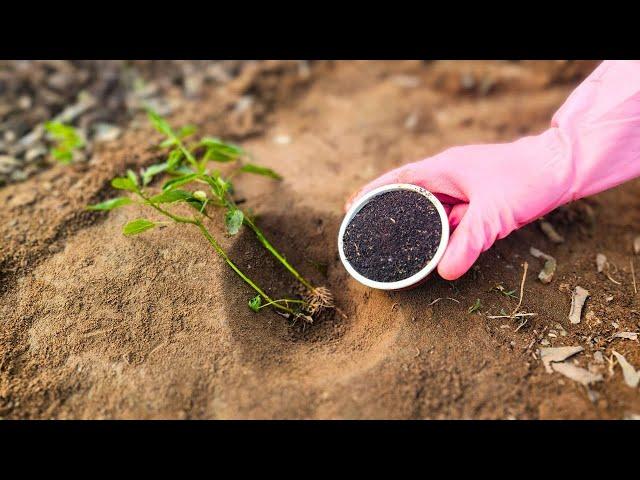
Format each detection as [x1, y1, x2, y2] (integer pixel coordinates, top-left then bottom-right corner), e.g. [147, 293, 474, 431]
[509, 261, 529, 319]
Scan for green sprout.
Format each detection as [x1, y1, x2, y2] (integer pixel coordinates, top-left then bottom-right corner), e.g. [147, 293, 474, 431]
[44, 121, 85, 164]
[490, 284, 518, 299]
[468, 298, 482, 314]
[88, 109, 334, 322]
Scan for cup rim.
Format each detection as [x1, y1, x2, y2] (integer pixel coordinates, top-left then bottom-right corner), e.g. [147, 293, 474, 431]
[338, 183, 450, 290]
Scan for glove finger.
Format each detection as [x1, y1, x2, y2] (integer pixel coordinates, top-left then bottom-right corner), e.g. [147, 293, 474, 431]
[437, 204, 487, 280]
[448, 203, 468, 229]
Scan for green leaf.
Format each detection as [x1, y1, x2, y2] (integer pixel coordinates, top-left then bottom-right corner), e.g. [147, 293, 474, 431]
[468, 298, 482, 314]
[248, 295, 262, 312]
[185, 197, 206, 213]
[147, 109, 174, 138]
[167, 149, 184, 170]
[225, 209, 244, 235]
[159, 138, 177, 149]
[239, 163, 282, 180]
[45, 121, 84, 164]
[200, 137, 244, 162]
[148, 189, 192, 204]
[162, 173, 201, 191]
[142, 162, 169, 186]
[123, 219, 156, 236]
[127, 169, 139, 187]
[87, 197, 133, 211]
[44, 121, 84, 148]
[111, 177, 138, 192]
[178, 125, 197, 139]
[52, 147, 73, 164]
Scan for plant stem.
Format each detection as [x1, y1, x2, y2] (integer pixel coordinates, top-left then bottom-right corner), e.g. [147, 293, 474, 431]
[194, 220, 297, 315]
[138, 190, 298, 316]
[221, 194, 317, 292]
[242, 215, 316, 291]
[259, 298, 307, 309]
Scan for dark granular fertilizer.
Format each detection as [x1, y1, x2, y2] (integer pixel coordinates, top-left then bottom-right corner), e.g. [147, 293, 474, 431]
[342, 190, 442, 283]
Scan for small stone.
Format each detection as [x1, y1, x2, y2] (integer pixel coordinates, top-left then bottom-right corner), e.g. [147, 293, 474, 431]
[17, 95, 32, 110]
[92, 123, 121, 143]
[0, 155, 20, 174]
[4, 130, 16, 143]
[25, 145, 48, 163]
[273, 134, 291, 145]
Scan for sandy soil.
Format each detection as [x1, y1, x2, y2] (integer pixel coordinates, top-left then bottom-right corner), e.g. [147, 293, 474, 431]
[1, 60, 639, 419]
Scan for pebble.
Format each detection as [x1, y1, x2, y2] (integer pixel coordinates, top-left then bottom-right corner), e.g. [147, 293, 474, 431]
[274, 134, 291, 145]
[25, 145, 48, 163]
[0, 155, 20, 174]
[92, 123, 121, 143]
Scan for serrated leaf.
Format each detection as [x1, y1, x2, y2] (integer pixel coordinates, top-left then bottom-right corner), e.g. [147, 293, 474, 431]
[123, 219, 156, 236]
[159, 138, 177, 149]
[127, 169, 139, 187]
[147, 109, 174, 138]
[111, 177, 138, 192]
[200, 137, 244, 162]
[87, 197, 133, 211]
[225, 209, 244, 235]
[239, 163, 282, 180]
[162, 173, 201, 191]
[167, 149, 184, 169]
[148, 189, 192, 204]
[142, 162, 169, 186]
[249, 295, 262, 312]
[178, 125, 197, 139]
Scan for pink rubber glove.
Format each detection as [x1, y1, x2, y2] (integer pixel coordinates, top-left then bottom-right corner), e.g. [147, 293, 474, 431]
[347, 61, 640, 280]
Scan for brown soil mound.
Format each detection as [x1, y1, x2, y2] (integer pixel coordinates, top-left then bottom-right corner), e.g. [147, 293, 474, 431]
[2, 60, 639, 419]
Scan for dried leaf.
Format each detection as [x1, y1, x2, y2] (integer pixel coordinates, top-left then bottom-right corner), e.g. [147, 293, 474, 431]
[569, 286, 589, 324]
[612, 350, 640, 388]
[539, 220, 564, 243]
[610, 332, 639, 341]
[552, 362, 603, 386]
[530, 247, 556, 284]
[539, 346, 584, 373]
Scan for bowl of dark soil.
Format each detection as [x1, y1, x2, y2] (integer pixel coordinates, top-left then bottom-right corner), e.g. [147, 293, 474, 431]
[338, 184, 449, 290]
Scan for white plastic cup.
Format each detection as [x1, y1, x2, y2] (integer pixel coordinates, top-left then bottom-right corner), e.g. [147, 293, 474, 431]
[338, 183, 449, 290]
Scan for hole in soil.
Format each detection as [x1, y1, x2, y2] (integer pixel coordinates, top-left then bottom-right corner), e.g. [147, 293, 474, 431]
[221, 205, 348, 362]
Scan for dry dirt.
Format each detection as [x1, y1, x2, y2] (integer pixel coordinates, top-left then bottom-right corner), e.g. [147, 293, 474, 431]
[1, 60, 639, 419]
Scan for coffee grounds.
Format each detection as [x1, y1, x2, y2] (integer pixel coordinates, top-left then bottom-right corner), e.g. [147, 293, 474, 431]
[343, 190, 442, 282]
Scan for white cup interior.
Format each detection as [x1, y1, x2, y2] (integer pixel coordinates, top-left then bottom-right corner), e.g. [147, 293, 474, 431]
[338, 183, 450, 290]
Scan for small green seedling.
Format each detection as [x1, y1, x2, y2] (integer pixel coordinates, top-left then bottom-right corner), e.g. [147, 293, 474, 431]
[490, 284, 518, 299]
[44, 121, 85, 164]
[468, 298, 482, 314]
[88, 109, 334, 322]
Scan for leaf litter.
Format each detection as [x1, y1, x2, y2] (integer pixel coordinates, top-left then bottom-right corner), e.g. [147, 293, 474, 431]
[529, 247, 556, 284]
[569, 286, 589, 324]
[612, 351, 640, 388]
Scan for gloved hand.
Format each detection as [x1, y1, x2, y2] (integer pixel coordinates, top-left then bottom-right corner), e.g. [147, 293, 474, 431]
[346, 61, 640, 280]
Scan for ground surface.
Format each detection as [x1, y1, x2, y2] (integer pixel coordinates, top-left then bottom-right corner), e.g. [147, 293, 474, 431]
[1, 60, 639, 419]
